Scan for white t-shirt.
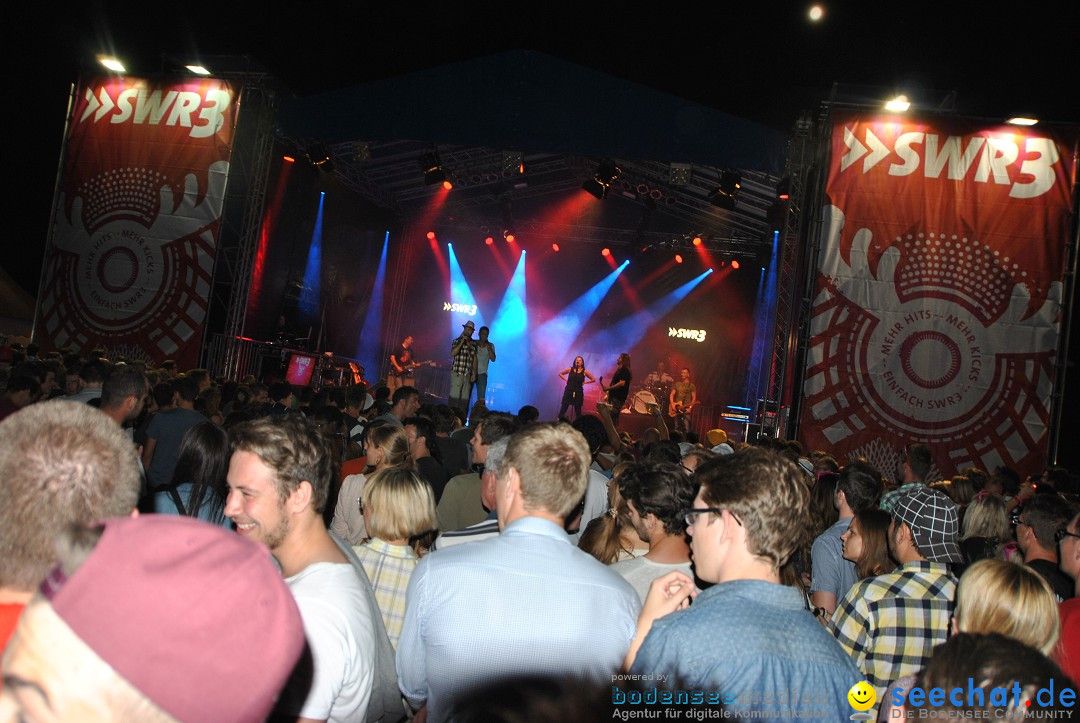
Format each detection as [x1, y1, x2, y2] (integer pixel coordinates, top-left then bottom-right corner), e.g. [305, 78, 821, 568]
[285, 562, 377, 722]
[610, 556, 694, 603]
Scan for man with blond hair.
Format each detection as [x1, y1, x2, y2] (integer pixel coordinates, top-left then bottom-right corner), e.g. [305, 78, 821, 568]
[397, 423, 640, 722]
[0, 402, 142, 649]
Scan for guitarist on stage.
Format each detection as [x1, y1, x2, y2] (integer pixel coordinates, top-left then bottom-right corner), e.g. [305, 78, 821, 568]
[388, 335, 422, 393]
[668, 367, 697, 434]
[598, 353, 633, 428]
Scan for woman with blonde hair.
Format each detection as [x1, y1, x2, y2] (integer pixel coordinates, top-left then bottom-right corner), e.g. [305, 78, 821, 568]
[879, 558, 1061, 720]
[960, 491, 1010, 565]
[331, 422, 414, 544]
[354, 466, 438, 648]
[953, 559, 1061, 655]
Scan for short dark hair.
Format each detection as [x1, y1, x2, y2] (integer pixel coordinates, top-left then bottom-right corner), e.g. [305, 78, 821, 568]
[403, 416, 436, 447]
[100, 365, 147, 409]
[570, 414, 606, 455]
[479, 412, 521, 447]
[517, 405, 540, 424]
[174, 375, 201, 404]
[904, 444, 933, 481]
[79, 358, 112, 384]
[432, 404, 457, 434]
[268, 381, 293, 404]
[392, 385, 419, 406]
[619, 462, 697, 535]
[837, 459, 884, 513]
[151, 381, 176, 408]
[1019, 494, 1075, 548]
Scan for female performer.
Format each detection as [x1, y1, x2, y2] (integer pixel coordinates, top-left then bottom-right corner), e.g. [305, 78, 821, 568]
[558, 356, 595, 419]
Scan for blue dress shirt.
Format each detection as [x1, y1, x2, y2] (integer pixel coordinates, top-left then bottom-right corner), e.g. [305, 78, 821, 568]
[396, 516, 640, 722]
[632, 579, 860, 718]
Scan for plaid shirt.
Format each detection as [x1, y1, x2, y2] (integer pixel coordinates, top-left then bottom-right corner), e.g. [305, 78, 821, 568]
[829, 560, 956, 704]
[880, 482, 926, 513]
[451, 336, 477, 376]
[354, 538, 420, 650]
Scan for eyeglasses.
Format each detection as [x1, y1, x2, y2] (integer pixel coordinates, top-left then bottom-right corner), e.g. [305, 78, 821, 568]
[684, 508, 743, 527]
[1054, 528, 1080, 543]
[1010, 510, 1026, 527]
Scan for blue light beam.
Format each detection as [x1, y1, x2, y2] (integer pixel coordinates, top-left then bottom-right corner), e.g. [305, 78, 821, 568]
[357, 231, 389, 376]
[299, 193, 325, 319]
[487, 251, 528, 410]
[579, 268, 713, 353]
[535, 260, 627, 365]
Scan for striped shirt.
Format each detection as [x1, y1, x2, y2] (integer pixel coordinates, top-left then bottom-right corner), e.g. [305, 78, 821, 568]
[353, 538, 419, 650]
[829, 560, 957, 709]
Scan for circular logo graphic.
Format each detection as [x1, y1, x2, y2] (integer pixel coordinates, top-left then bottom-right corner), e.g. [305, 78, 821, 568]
[848, 681, 876, 712]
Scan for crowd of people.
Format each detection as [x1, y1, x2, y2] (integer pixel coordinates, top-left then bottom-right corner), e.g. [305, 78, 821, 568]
[0, 340, 1078, 721]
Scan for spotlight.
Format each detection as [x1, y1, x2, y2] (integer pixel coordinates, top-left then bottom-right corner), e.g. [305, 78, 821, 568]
[709, 170, 741, 209]
[283, 156, 295, 163]
[582, 161, 621, 200]
[307, 144, 334, 172]
[884, 95, 911, 112]
[485, 237, 494, 245]
[731, 260, 740, 270]
[669, 162, 691, 186]
[552, 243, 560, 252]
[1007, 117, 1038, 126]
[419, 150, 447, 185]
[502, 151, 525, 175]
[719, 171, 742, 196]
[601, 247, 611, 257]
[505, 234, 516, 243]
[776, 176, 791, 200]
[442, 180, 453, 190]
[97, 55, 125, 73]
[185, 64, 211, 75]
[675, 254, 683, 264]
[708, 190, 737, 210]
[426, 231, 436, 240]
[692, 236, 702, 246]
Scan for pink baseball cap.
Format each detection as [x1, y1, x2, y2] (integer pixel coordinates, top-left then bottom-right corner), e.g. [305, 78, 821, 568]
[40, 515, 305, 722]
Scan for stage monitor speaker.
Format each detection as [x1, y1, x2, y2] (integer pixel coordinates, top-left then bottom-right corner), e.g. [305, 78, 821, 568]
[744, 423, 762, 443]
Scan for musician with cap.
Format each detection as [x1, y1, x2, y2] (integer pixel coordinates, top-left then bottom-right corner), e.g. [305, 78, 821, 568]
[449, 320, 478, 414]
[0, 515, 305, 722]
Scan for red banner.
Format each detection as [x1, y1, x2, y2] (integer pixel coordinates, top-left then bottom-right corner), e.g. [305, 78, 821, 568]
[36, 75, 239, 367]
[799, 112, 1077, 480]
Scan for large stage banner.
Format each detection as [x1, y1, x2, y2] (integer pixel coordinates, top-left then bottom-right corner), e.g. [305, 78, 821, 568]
[800, 112, 1076, 480]
[36, 75, 239, 367]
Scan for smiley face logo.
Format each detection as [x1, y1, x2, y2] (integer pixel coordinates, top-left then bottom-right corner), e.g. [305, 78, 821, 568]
[848, 681, 876, 711]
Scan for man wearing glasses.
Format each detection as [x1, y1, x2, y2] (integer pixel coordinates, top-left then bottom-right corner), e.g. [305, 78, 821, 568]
[1056, 513, 1080, 682]
[624, 448, 859, 719]
[1014, 494, 1075, 602]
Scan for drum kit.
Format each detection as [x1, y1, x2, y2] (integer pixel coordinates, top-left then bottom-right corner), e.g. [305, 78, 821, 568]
[629, 377, 672, 414]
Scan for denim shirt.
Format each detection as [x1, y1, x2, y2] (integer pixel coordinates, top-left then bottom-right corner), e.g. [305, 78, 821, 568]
[631, 579, 860, 718]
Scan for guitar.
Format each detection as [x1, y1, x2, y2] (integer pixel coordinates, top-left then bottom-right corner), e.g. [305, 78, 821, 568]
[391, 359, 435, 376]
[669, 402, 694, 418]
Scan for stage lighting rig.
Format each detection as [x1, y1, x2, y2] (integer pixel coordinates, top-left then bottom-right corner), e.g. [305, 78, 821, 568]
[582, 160, 622, 200]
[306, 143, 334, 172]
[420, 150, 447, 185]
[708, 170, 742, 210]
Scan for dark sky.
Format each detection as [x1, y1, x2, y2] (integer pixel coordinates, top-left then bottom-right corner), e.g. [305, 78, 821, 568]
[12, 0, 1079, 294]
